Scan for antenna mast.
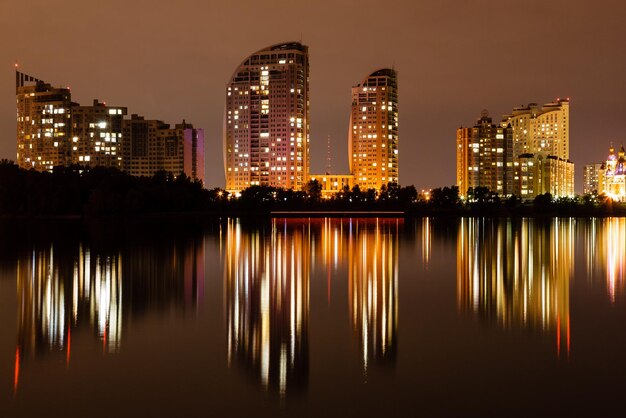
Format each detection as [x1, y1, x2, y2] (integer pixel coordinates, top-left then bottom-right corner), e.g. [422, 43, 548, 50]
[326, 135, 332, 174]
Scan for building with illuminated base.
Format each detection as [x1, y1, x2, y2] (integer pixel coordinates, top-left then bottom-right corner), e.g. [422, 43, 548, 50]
[515, 153, 574, 198]
[224, 42, 310, 193]
[349, 68, 398, 191]
[309, 174, 355, 198]
[599, 145, 626, 201]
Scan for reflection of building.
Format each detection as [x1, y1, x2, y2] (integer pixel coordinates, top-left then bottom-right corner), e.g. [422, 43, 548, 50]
[599, 145, 626, 201]
[224, 219, 309, 396]
[456, 110, 513, 198]
[581, 218, 626, 302]
[224, 42, 310, 193]
[348, 219, 399, 371]
[349, 69, 399, 191]
[457, 218, 572, 356]
[13, 236, 204, 394]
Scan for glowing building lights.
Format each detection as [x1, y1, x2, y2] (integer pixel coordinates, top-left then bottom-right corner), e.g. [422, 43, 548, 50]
[224, 42, 310, 193]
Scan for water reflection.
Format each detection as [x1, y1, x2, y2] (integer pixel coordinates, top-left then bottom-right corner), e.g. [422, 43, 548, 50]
[457, 218, 573, 356]
[225, 219, 309, 397]
[13, 235, 205, 395]
[348, 220, 399, 372]
[582, 218, 626, 302]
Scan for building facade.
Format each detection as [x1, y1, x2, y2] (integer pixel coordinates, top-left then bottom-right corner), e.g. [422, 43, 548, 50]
[504, 99, 569, 160]
[309, 174, 355, 198]
[348, 68, 398, 191]
[122, 115, 204, 182]
[457, 99, 574, 200]
[16, 71, 73, 171]
[515, 153, 574, 198]
[224, 42, 310, 193]
[70, 100, 127, 168]
[583, 163, 603, 195]
[16, 70, 204, 184]
[456, 110, 513, 198]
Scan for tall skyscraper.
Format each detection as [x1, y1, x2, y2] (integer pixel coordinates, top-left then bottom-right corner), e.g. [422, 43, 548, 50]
[348, 68, 398, 191]
[224, 42, 310, 193]
[16, 71, 72, 171]
[456, 110, 513, 198]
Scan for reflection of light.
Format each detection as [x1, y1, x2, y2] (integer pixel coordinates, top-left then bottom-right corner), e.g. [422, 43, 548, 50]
[599, 218, 626, 302]
[422, 218, 431, 267]
[349, 219, 399, 372]
[457, 219, 572, 358]
[14, 347, 19, 396]
[225, 219, 309, 397]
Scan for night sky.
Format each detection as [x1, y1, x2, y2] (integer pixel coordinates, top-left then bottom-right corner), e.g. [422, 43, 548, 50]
[1, 0, 624, 192]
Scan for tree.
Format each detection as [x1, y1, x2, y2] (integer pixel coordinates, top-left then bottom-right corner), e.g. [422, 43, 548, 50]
[304, 179, 322, 203]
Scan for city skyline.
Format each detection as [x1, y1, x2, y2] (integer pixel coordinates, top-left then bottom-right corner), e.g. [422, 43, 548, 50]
[1, 0, 625, 193]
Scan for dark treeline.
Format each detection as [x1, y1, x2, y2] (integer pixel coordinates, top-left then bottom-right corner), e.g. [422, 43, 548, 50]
[0, 160, 625, 217]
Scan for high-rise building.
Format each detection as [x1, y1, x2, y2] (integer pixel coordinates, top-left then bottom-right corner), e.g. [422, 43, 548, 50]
[348, 68, 398, 191]
[458, 99, 574, 200]
[70, 100, 127, 168]
[16, 70, 204, 184]
[583, 163, 604, 195]
[122, 115, 205, 182]
[456, 110, 513, 198]
[224, 42, 310, 193]
[504, 99, 570, 160]
[16, 71, 73, 171]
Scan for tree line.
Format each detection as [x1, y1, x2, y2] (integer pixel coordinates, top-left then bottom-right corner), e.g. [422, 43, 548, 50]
[0, 160, 623, 217]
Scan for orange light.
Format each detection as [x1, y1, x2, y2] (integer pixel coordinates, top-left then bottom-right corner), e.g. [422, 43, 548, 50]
[14, 347, 20, 396]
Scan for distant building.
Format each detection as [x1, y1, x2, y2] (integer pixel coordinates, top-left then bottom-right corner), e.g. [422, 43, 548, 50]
[224, 42, 310, 193]
[457, 99, 575, 200]
[456, 110, 513, 198]
[599, 145, 626, 201]
[16, 70, 204, 184]
[16, 71, 72, 171]
[583, 163, 603, 195]
[349, 68, 398, 191]
[71, 100, 127, 168]
[122, 115, 204, 182]
[309, 174, 355, 198]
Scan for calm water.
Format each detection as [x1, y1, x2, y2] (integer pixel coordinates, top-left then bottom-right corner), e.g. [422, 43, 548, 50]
[1, 217, 626, 417]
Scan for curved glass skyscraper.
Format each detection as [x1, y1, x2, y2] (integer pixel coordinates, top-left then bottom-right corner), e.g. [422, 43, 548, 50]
[224, 42, 310, 193]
